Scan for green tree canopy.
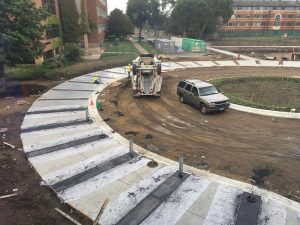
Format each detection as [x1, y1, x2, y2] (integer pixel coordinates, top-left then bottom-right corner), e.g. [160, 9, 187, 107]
[58, 0, 83, 43]
[127, 0, 151, 41]
[107, 9, 134, 38]
[169, 0, 233, 38]
[0, 0, 48, 68]
[148, 0, 166, 36]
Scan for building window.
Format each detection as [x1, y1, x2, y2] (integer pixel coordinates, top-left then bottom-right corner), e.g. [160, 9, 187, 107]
[288, 14, 294, 18]
[287, 22, 293, 26]
[43, 0, 56, 14]
[274, 14, 281, 27]
[46, 24, 59, 39]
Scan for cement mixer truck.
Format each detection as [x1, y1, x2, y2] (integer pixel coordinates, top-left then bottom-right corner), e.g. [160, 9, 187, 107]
[131, 54, 162, 97]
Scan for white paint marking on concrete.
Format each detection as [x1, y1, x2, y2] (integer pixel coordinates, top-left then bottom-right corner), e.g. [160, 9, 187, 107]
[258, 197, 287, 225]
[31, 100, 88, 108]
[285, 208, 300, 225]
[40, 90, 92, 99]
[195, 61, 215, 67]
[28, 137, 116, 165]
[60, 157, 150, 202]
[27, 104, 85, 113]
[69, 164, 164, 221]
[177, 61, 201, 68]
[104, 67, 126, 75]
[216, 60, 238, 67]
[140, 175, 211, 225]
[202, 185, 242, 225]
[22, 111, 86, 128]
[100, 166, 176, 225]
[42, 145, 129, 185]
[21, 124, 102, 152]
[174, 182, 219, 225]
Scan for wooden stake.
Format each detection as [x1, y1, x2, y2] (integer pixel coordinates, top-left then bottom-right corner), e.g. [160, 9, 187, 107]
[54, 208, 83, 225]
[93, 199, 109, 225]
[0, 193, 18, 199]
[3, 142, 16, 149]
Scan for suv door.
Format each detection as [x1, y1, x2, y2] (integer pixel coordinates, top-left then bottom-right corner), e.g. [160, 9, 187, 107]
[183, 84, 192, 103]
[190, 86, 200, 107]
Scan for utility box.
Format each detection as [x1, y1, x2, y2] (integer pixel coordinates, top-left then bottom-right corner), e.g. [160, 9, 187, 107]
[182, 38, 206, 53]
[155, 39, 176, 54]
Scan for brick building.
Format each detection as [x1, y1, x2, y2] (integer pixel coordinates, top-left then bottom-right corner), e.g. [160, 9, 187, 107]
[220, 0, 300, 37]
[34, 0, 61, 64]
[75, 0, 108, 58]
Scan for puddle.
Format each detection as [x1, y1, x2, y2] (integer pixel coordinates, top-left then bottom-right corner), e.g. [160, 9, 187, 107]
[1, 84, 46, 97]
[251, 168, 272, 185]
[125, 131, 139, 136]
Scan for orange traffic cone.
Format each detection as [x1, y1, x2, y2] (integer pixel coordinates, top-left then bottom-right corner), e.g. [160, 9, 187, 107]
[90, 99, 94, 106]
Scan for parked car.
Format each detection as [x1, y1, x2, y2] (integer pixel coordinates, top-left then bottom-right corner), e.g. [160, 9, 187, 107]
[177, 79, 230, 114]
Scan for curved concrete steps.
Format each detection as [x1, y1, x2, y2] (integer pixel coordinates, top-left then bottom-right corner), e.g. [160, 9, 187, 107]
[21, 61, 300, 225]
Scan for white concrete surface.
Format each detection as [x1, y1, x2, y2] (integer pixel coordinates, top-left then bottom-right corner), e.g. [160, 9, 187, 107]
[20, 51, 300, 225]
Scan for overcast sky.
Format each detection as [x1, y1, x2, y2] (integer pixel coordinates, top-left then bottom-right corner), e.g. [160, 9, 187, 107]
[107, 0, 128, 14]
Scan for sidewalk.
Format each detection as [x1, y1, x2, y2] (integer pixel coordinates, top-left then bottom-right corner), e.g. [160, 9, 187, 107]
[129, 38, 149, 54]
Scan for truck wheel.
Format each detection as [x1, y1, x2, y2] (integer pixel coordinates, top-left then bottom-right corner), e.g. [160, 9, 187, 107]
[157, 64, 162, 75]
[179, 95, 185, 104]
[200, 104, 208, 114]
[132, 64, 137, 75]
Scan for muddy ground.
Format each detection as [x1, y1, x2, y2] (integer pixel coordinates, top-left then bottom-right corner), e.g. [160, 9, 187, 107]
[0, 81, 91, 225]
[99, 67, 300, 199]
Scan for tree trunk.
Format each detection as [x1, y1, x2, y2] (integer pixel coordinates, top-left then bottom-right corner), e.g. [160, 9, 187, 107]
[0, 61, 4, 78]
[138, 26, 143, 42]
[200, 24, 207, 38]
[0, 61, 6, 93]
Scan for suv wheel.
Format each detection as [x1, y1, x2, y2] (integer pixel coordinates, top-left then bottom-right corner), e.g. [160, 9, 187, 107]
[179, 95, 185, 103]
[200, 104, 208, 114]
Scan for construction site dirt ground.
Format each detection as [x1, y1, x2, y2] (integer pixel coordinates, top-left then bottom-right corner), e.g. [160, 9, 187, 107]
[99, 67, 300, 200]
[0, 80, 90, 225]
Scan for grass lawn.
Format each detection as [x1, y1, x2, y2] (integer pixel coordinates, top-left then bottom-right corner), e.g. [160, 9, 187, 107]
[5, 65, 47, 81]
[102, 40, 139, 57]
[211, 76, 300, 112]
[138, 42, 159, 54]
[5, 55, 137, 81]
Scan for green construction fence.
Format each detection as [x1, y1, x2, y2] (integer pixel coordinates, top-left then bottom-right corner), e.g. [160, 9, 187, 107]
[182, 38, 206, 53]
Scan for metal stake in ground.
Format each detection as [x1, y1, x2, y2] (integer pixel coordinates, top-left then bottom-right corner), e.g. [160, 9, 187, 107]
[85, 108, 89, 122]
[1, 133, 6, 150]
[129, 138, 134, 157]
[179, 155, 184, 178]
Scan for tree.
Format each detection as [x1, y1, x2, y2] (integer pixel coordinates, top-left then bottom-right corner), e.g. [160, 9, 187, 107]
[58, 0, 83, 43]
[148, 0, 166, 36]
[127, 0, 150, 41]
[169, 0, 233, 38]
[107, 9, 134, 38]
[0, 0, 47, 82]
[0, 0, 48, 65]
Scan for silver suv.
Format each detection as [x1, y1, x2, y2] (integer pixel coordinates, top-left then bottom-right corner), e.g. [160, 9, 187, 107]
[177, 79, 230, 114]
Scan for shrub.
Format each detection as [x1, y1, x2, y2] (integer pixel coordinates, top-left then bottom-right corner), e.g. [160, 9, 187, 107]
[63, 43, 83, 63]
[43, 55, 65, 69]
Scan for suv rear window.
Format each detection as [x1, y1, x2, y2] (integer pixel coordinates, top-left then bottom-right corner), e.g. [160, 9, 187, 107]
[185, 84, 192, 92]
[178, 81, 186, 88]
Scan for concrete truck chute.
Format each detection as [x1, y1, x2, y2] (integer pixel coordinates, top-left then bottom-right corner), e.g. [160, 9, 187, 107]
[131, 54, 162, 97]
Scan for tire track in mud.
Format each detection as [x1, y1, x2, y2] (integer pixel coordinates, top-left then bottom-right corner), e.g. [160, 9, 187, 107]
[100, 67, 300, 196]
